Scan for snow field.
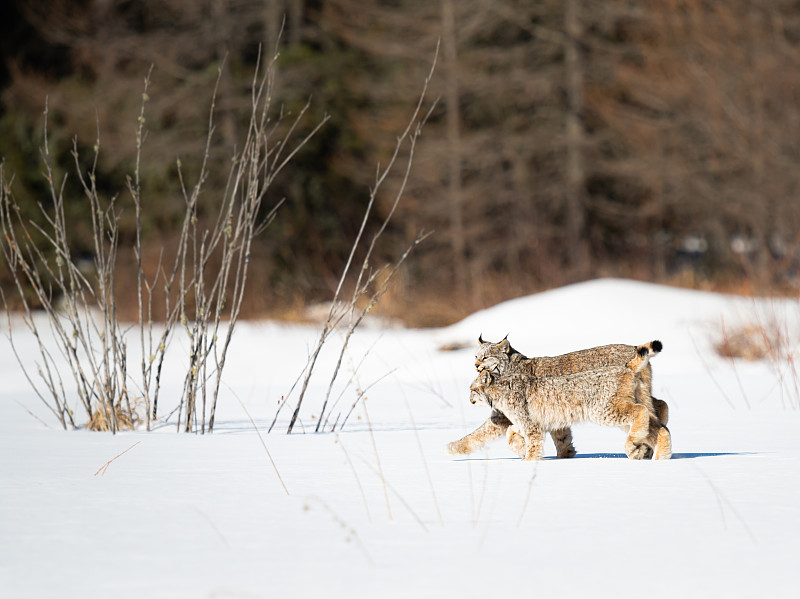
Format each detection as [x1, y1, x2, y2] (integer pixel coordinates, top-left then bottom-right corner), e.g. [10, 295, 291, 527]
[2, 279, 799, 598]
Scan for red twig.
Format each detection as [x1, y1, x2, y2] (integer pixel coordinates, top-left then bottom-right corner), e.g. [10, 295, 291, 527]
[94, 441, 142, 476]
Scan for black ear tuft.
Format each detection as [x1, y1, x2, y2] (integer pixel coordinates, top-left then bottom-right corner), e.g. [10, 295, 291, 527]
[478, 333, 485, 344]
[652, 340, 663, 353]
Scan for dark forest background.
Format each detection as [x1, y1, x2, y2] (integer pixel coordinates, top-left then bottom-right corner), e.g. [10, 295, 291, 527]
[2, 0, 800, 326]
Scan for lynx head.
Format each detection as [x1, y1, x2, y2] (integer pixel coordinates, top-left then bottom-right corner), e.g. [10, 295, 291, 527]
[475, 335, 513, 374]
[469, 369, 495, 407]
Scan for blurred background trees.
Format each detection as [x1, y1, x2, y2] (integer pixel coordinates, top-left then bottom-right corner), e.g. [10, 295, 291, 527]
[2, 0, 800, 325]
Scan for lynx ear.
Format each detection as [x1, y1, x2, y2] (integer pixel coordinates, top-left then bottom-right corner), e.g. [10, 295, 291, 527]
[480, 369, 492, 384]
[478, 334, 486, 345]
[499, 337, 511, 354]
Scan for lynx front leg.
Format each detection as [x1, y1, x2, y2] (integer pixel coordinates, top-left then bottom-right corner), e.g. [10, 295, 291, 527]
[624, 438, 653, 459]
[506, 426, 525, 457]
[550, 427, 576, 458]
[508, 423, 546, 461]
[446, 409, 511, 455]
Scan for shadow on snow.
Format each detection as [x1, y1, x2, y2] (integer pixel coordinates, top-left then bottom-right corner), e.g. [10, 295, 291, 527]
[453, 451, 753, 462]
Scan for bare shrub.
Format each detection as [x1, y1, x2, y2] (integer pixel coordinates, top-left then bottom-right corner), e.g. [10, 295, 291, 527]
[708, 306, 800, 411]
[269, 48, 438, 435]
[1, 51, 324, 433]
[714, 322, 789, 362]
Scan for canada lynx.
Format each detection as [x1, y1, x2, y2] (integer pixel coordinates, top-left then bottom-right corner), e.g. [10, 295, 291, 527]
[468, 362, 672, 460]
[447, 337, 669, 457]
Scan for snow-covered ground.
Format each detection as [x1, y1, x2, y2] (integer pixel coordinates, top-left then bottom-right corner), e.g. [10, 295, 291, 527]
[2, 279, 799, 598]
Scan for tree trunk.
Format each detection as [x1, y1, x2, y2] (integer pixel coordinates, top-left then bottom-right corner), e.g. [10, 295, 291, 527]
[214, 0, 238, 150]
[441, 0, 468, 293]
[264, 0, 282, 55]
[564, 0, 588, 274]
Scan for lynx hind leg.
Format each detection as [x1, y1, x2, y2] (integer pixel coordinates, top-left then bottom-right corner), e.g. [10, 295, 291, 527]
[446, 410, 511, 455]
[633, 366, 669, 426]
[595, 372, 652, 460]
[652, 397, 669, 426]
[625, 415, 671, 460]
[550, 427, 577, 459]
[616, 396, 653, 460]
[653, 425, 672, 460]
[633, 352, 669, 427]
[634, 380, 657, 417]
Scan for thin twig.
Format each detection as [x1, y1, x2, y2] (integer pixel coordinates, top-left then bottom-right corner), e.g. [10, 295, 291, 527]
[693, 464, 757, 544]
[398, 378, 444, 527]
[94, 441, 142, 476]
[356, 456, 429, 533]
[691, 332, 737, 410]
[362, 399, 392, 520]
[236, 394, 290, 496]
[334, 433, 372, 523]
[516, 464, 539, 527]
[286, 46, 439, 434]
[718, 320, 753, 409]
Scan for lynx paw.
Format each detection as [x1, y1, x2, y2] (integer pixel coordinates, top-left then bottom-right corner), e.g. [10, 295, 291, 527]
[446, 440, 470, 455]
[552, 432, 577, 458]
[653, 426, 672, 460]
[507, 427, 526, 457]
[556, 444, 577, 459]
[626, 442, 654, 460]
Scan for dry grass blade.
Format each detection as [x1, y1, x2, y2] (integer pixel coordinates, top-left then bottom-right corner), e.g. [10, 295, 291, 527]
[236, 395, 289, 496]
[692, 464, 757, 544]
[94, 441, 142, 476]
[516, 464, 539, 527]
[362, 399, 392, 521]
[714, 322, 786, 362]
[356, 454, 429, 533]
[398, 379, 444, 527]
[334, 433, 372, 523]
[88, 402, 139, 432]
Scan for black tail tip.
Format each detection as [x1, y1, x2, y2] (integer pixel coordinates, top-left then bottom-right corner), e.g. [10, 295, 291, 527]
[652, 340, 663, 353]
[637, 346, 648, 357]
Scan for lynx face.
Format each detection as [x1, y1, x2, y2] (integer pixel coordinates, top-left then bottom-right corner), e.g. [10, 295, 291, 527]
[469, 370, 493, 406]
[475, 337, 512, 374]
[475, 355, 503, 374]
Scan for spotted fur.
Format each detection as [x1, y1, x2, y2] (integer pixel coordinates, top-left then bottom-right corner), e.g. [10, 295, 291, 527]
[468, 367, 671, 460]
[446, 337, 669, 457]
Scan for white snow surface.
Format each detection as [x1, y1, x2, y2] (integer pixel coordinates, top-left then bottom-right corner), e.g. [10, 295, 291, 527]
[2, 278, 799, 598]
